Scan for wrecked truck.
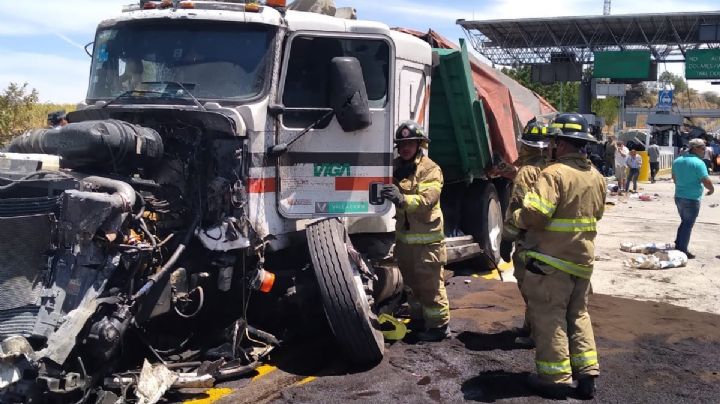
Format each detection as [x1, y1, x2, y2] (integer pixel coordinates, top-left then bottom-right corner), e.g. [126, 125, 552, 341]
[0, 1, 518, 402]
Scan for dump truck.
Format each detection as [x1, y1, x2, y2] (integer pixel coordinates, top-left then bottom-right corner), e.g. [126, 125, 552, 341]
[0, 1, 522, 402]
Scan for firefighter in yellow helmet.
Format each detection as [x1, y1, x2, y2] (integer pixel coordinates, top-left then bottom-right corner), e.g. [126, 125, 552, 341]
[511, 113, 605, 399]
[500, 119, 556, 347]
[382, 121, 450, 342]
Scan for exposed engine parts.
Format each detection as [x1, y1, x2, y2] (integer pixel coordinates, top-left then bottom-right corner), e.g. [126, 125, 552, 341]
[7, 120, 164, 173]
[0, 112, 281, 403]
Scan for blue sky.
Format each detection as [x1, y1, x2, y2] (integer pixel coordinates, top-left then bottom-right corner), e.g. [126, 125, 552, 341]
[0, 0, 718, 103]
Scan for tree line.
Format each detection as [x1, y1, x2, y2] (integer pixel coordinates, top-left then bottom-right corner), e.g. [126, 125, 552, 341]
[0, 82, 75, 145]
[501, 67, 720, 132]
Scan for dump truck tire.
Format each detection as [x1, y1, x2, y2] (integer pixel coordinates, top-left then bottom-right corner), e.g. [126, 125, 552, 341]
[494, 178, 512, 219]
[461, 182, 503, 266]
[306, 218, 384, 366]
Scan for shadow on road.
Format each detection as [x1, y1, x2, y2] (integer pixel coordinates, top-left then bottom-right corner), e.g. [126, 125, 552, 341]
[462, 370, 534, 402]
[457, 330, 532, 351]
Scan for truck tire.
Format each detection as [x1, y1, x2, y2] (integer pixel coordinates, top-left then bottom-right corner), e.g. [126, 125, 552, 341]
[461, 182, 503, 266]
[306, 218, 384, 366]
[493, 178, 512, 219]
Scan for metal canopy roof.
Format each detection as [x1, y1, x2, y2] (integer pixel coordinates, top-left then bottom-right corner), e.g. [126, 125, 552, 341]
[458, 11, 720, 65]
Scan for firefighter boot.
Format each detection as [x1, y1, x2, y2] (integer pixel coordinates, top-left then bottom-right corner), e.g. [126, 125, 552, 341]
[526, 374, 574, 399]
[576, 376, 597, 400]
[415, 325, 451, 342]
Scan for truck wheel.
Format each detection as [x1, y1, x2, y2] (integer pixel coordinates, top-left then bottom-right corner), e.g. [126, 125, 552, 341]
[493, 178, 512, 219]
[461, 182, 503, 266]
[306, 218, 384, 366]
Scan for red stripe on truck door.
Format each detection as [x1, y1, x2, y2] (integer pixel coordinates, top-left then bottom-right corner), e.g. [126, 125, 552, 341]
[248, 178, 276, 193]
[335, 177, 392, 191]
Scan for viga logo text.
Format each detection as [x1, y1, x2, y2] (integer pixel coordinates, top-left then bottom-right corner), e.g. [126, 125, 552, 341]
[313, 163, 351, 177]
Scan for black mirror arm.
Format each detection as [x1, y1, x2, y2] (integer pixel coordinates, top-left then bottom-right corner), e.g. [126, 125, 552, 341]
[267, 109, 334, 158]
[84, 42, 94, 58]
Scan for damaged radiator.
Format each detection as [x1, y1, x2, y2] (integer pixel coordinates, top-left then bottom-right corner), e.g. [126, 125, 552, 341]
[0, 214, 52, 339]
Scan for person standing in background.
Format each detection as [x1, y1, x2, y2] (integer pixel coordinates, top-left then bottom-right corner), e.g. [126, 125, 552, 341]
[647, 140, 661, 183]
[672, 138, 714, 259]
[702, 143, 714, 174]
[604, 137, 616, 177]
[625, 149, 643, 193]
[614, 141, 629, 193]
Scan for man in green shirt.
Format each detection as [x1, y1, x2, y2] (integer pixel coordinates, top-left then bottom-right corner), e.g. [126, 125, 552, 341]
[671, 138, 715, 259]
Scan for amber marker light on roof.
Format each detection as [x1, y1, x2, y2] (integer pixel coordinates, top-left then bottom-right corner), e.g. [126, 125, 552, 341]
[266, 0, 287, 7]
[245, 2, 261, 12]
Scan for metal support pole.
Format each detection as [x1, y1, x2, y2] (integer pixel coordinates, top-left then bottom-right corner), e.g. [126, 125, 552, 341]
[579, 79, 592, 114]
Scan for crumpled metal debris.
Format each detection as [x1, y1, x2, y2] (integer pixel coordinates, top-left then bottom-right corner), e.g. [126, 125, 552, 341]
[0, 336, 35, 389]
[135, 360, 178, 404]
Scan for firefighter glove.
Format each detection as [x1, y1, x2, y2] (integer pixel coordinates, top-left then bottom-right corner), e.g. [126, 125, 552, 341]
[500, 240, 513, 263]
[381, 184, 405, 207]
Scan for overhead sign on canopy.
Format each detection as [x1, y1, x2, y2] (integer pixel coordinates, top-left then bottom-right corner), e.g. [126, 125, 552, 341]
[685, 49, 720, 80]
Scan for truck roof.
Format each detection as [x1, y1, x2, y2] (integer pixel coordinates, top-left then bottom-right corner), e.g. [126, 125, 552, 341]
[103, 3, 431, 65]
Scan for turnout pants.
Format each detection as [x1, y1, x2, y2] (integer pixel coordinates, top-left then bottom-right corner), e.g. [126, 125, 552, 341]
[512, 248, 530, 331]
[522, 263, 599, 384]
[395, 241, 450, 328]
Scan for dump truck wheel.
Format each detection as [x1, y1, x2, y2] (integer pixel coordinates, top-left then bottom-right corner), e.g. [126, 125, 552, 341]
[494, 178, 512, 220]
[306, 218, 384, 366]
[462, 182, 503, 266]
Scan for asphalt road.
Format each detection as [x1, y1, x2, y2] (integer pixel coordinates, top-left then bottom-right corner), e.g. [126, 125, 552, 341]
[169, 272, 720, 404]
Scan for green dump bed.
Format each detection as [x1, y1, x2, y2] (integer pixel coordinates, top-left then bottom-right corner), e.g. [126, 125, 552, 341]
[428, 41, 493, 183]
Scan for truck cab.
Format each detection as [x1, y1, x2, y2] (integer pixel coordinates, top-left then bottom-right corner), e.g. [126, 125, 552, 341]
[85, 1, 433, 247]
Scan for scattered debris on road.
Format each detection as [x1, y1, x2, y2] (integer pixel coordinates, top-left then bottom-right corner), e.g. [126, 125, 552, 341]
[624, 250, 688, 269]
[620, 242, 675, 254]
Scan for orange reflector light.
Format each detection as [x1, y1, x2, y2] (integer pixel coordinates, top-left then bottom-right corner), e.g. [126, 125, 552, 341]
[179, 0, 194, 8]
[259, 270, 275, 293]
[266, 0, 287, 6]
[245, 2, 261, 12]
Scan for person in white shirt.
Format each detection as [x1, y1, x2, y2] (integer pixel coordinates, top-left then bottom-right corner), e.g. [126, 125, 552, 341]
[625, 149, 643, 193]
[702, 143, 714, 173]
[614, 141, 629, 192]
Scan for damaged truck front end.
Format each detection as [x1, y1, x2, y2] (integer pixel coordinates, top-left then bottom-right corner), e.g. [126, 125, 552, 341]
[0, 3, 412, 402]
[0, 110, 279, 402]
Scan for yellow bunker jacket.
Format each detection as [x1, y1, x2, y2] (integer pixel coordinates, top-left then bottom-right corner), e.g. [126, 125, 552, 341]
[511, 153, 606, 279]
[394, 155, 444, 245]
[503, 154, 549, 243]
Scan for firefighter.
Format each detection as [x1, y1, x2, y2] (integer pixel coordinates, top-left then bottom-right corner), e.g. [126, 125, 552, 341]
[500, 119, 555, 346]
[511, 113, 605, 399]
[381, 120, 450, 342]
[47, 110, 68, 129]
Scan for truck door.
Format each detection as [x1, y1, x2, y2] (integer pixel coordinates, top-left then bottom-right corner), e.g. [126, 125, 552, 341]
[276, 34, 394, 218]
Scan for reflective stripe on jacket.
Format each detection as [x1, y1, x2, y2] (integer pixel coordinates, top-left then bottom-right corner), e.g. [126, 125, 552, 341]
[503, 153, 548, 243]
[512, 153, 606, 279]
[395, 155, 444, 245]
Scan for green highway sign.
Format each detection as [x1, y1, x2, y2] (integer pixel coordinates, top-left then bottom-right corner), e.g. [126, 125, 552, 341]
[685, 49, 720, 80]
[593, 51, 652, 80]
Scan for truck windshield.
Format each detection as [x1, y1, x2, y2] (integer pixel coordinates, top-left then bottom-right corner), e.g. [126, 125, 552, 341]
[87, 21, 275, 103]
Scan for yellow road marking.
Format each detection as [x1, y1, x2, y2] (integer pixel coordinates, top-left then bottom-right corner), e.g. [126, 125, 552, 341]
[498, 261, 513, 272]
[252, 364, 277, 380]
[295, 376, 317, 386]
[183, 388, 233, 404]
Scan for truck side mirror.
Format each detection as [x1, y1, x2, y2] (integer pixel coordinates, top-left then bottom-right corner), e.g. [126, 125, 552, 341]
[329, 57, 372, 132]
